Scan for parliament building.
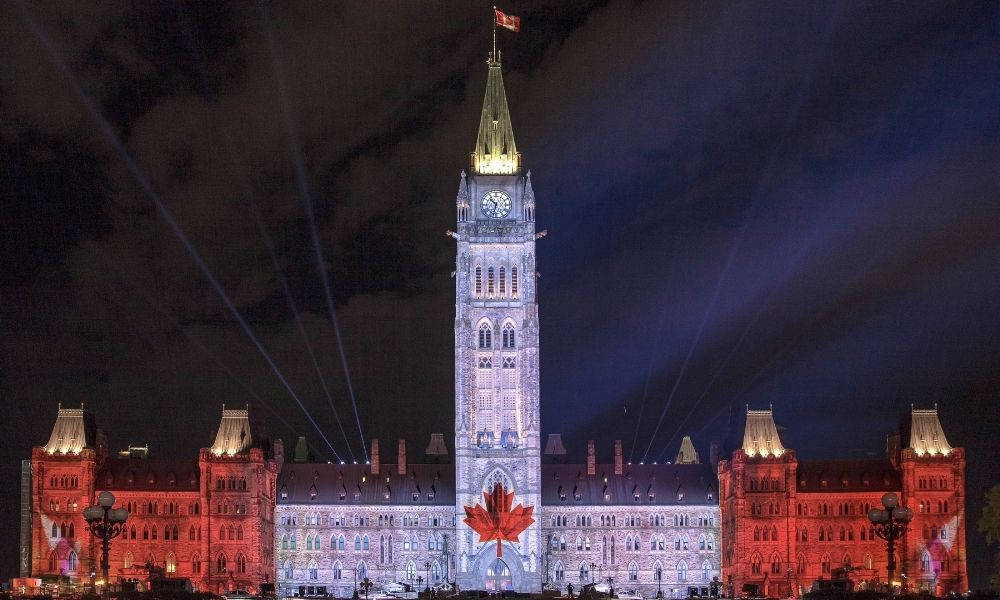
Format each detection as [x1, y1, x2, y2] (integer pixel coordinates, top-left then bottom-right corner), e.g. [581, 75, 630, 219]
[21, 47, 967, 598]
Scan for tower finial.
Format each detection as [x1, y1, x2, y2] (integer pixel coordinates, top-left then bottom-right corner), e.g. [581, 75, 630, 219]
[492, 6, 497, 62]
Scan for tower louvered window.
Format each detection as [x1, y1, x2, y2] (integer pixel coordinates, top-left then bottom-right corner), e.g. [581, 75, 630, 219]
[499, 267, 506, 297]
[511, 267, 518, 297]
[487, 267, 495, 297]
[475, 267, 482, 297]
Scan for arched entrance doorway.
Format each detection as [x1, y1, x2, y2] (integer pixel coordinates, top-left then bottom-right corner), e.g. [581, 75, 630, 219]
[485, 559, 512, 591]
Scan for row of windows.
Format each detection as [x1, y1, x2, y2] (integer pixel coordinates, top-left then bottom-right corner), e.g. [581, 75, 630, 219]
[918, 477, 949, 490]
[284, 486, 440, 503]
[48, 475, 79, 488]
[216, 476, 249, 491]
[280, 514, 451, 527]
[795, 502, 877, 517]
[478, 322, 516, 350]
[552, 560, 714, 584]
[796, 525, 885, 543]
[474, 266, 519, 300]
[918, 500, 950, 513]
[121, 523, 194, 541]
[548, 513, 715, 529]
[282, 560, 446, 584]
[554, 488, 714, 503]
[49, 522, 74, 539]
[283, 534, 369, 551]
[46, 549, 248, 577]
[46, 499, 78, 512]
[549, 533, 716, 552]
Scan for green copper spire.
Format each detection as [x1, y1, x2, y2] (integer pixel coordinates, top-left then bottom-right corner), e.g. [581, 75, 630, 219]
[472, 53, 520, 175]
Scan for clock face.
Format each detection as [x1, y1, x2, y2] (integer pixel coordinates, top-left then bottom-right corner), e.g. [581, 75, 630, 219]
[481, 190, 512, 218]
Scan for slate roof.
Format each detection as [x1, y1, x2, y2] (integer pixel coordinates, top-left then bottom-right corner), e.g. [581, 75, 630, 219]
[96, 458, 200, 491]
[277, 463, 455, 506]
[540, 463, 718, 506]
[795, 459, 900, 493]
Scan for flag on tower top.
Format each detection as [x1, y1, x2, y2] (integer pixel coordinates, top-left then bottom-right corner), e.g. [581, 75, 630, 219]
[495, 8, 521, 32]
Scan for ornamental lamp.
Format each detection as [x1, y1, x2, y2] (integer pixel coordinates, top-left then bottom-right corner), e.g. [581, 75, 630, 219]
[881, 492, 898, 509]
[98, 491, 115, 508]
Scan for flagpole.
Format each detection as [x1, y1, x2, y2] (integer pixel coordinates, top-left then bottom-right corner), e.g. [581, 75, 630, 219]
[492, 6, 497, 61]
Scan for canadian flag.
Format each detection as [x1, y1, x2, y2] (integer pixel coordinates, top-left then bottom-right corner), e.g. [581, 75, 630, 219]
[495, 8, 521, 32]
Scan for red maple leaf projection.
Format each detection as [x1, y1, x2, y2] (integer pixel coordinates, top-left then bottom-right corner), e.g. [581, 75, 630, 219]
[463, 483, 535, 558]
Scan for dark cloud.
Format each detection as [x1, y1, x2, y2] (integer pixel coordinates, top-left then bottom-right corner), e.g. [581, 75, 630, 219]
[2, 0, 999, 587]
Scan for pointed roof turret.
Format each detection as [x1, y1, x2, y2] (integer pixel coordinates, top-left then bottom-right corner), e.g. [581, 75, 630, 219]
[908, 405, 952, 457]
[471, 54, 520, 175]
[675, 436, 700, 464]
[44, 403, 91, 455]
[210, 405, 252, 456]
[742, 406, 785, 458]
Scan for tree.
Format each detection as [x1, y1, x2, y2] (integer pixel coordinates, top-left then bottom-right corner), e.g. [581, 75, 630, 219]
[979, 484, 1000, 590]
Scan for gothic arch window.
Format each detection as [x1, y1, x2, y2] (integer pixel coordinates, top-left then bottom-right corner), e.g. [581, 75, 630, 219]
[770, 554, 782, 574]
[487, 267, 495, 297]
[771, 526, 778, 541]
[282, 560, 292, 579]
[406, 561, 416, 580]
[308, 560, 318, 581]
[475, 266, 483, 297]
[921, 551, 931, 572]
[797, 554, 805, 575]
[579, 562, 590, 582]
[47, 551, 57, 572]
[68, 551, 78, 572]
[750, 554, 762, 575]
[484, 468, 513, 493]
[702, 560, 712, 583]
[358, 561, 368, 580]
[502, 323, 516, 349]
[554, 561, 565, 581]
[821, 554, 832, 574]
[334, 560, 344, 580]
[236, 554, 247, 574]
[338, 534, 346, 550]
[478, 322, 493, 349]
[629, 562, 639, 581]
[699, 534, 706, 550]
[216, 553, 228, 574]
[166, 552, 177, 574]
[864, 553, 873, 570]
[499, 267, 506, 297]
[364, 534, 370, 550]
[511, 267, 518, 297]
[354, 535, 362, 551]
[678, 561, 688, 582]
[281, 534, 288, 550]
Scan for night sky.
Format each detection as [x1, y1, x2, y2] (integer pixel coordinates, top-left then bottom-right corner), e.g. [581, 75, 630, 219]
[2, 1, 999, 588]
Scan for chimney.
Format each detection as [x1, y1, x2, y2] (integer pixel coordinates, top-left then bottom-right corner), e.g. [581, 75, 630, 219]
[371, 439, 380, 475]
[709, 441, 720, 473]
[273, 438, 285, 468]
[397, 439, 406, 475]
[587, 440, 596, 476]
[614, 440, 623, 475]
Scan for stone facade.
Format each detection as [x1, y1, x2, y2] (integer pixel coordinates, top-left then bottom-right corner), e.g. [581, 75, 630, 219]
[718, 407, 968, 596]
[26, 406, 279, 594]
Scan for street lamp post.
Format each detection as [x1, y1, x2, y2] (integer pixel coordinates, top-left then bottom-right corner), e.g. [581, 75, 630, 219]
[606, 575, 614, 597]
[867, 492, 912, 595]
[424, 561, 431, 593]
[590, 563, 597, 585]
[83, 491, 129, 600]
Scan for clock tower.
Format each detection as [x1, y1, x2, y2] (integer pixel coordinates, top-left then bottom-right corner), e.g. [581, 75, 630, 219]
[452, 50, 542, 593]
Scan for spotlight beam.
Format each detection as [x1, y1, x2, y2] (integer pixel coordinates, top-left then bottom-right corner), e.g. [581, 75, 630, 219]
[627, 302, 671, 463]
[260, 0, 368, 461]
[641, 220, 747, 463]
[171, 7, 354, 462]
[101, 255, 333, 462]
[16, 1, 343, 462]
[655, 304, 763, 463]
